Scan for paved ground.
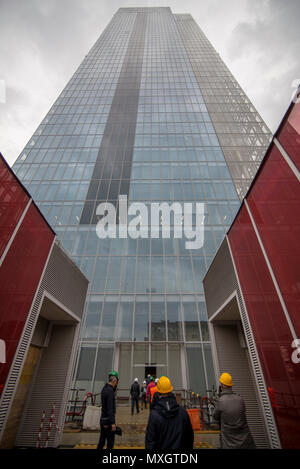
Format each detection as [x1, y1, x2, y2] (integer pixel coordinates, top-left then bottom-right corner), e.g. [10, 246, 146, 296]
[62, 406, 220, 449]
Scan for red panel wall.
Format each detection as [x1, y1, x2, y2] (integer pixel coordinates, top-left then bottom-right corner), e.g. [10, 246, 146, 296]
[228, 205, 300, 448]
[247, 144, 300, 335]
[0, 156, 29, 258]
[0, 202, 54, 393]
[277, 98, 300, 170]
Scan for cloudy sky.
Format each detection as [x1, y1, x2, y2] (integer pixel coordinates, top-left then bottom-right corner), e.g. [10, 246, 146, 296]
[1, 0, 299, 166]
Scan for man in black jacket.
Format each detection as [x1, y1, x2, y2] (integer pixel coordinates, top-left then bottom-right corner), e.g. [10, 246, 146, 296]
[97, 370, 119, 450]
[145, 376, 194, 450]
[130, 378, 140, 415]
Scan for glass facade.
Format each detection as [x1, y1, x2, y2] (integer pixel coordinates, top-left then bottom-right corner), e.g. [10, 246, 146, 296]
[12, 8, 272, 397]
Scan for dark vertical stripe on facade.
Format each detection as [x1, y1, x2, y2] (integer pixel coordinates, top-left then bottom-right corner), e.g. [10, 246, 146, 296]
[80, 12, 147, 224]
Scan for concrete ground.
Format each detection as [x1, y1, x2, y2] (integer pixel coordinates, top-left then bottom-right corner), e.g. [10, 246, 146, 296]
[62, 406, 220, 449]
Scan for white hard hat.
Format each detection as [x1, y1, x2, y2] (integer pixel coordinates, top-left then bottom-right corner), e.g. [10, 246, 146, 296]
[134, 377, 138, 382]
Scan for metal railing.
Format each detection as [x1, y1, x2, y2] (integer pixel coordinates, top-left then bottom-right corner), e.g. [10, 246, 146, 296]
[65, 386, 219, 430]
[65, 389, 101, 423]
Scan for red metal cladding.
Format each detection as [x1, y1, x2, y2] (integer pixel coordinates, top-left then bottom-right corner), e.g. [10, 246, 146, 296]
[0, 156, 30, 258]
[0, 203, 54, 394]
[277, 97, 300, 170]
[246, 144, 300, 336]
[228, 205, 300, 449]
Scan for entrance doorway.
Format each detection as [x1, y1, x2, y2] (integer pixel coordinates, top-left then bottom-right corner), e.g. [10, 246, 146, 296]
[210, 296, 270, 447]
[116, 343, 185, 397]
[145, 366, 156, 379]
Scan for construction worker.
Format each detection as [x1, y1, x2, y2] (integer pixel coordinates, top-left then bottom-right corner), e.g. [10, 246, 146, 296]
[141, 380, 147, 410]
[145, 376, 194, 450]
[149, 378, 159, 410]
[97, 370, 119, 451]
[130, 378, 140, 415]
[213, 372, 256, 449]
[145, 376, 155, 405]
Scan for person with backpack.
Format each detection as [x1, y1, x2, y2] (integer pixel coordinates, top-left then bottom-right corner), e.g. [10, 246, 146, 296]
[130, 378, 140, 415]
[145, 376, 194, 450]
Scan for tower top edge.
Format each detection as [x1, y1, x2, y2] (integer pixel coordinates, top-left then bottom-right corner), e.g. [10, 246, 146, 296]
[116, 7, 172, 13]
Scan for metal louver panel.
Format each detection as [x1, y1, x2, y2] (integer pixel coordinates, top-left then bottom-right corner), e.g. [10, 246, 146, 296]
[0, 238, 88, 447]
[15, 325, 77, 448]
[203, 237, 281, 448]
[203, 239, 237, 320]
[214, 322, 269, 448]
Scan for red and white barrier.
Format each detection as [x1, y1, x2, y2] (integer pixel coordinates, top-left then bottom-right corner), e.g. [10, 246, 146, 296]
[36, 403, 61, 448]
[36, 410, 46, 448]
[55, 423, 61, 434]
[44, 402, 56, 448]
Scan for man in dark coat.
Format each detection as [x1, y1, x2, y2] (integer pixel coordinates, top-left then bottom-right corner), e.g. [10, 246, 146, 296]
[145, 376, 194, 450]
[97, 370, 119, 450]
[130, 378, 140, 415]
[213, 372, 256, 449]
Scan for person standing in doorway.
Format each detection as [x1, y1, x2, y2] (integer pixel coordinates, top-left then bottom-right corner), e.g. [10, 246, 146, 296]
[213, 372, 256, 449]
[97, 370, 119, 451]
[130, 378, 140, 415]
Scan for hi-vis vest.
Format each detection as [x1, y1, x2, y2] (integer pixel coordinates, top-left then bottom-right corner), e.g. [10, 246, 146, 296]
[150, 386, 158, 402]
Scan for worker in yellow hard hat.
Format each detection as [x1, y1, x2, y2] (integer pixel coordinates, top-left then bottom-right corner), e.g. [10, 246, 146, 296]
[219, 372, 233, 388]
[213, 372, 256, 449]
[145, 376, 193, 450]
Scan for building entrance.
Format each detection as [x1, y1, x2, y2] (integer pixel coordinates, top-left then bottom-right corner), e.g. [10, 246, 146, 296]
[115, 343, 185, 398]
[145, 366, 157, 380]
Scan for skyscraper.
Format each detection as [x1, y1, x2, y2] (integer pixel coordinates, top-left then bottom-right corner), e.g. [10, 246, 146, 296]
[12, 8, 271, 398]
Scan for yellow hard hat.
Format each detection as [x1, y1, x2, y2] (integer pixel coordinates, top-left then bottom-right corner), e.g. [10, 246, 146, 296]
[157, 376, 173, 394]
[219, 372, 233, 387]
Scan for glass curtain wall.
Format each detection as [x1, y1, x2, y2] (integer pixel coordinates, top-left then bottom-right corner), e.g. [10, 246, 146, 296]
[12, 8, 271, 397]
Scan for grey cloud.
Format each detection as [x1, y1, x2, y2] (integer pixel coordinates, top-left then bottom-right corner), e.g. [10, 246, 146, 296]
[226, 0, 300, 130]
[1, 0, 299, 164]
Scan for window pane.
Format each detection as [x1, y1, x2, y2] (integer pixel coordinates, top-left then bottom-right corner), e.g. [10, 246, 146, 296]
[93, 345, 114, 398]
[117, 297, 133, 340]
[151, 297, 166, 341]
[182, 297, 200, 341]
[186, 346, 206, 394]
[83, 296, 102, 339]
[99, 298, 117, 340]
[134, 298, 149, 341]
[166, 296, 183, 341]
